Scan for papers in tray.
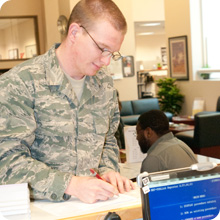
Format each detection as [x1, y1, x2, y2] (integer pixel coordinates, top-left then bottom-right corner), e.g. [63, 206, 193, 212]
[0, 183, 31, 220]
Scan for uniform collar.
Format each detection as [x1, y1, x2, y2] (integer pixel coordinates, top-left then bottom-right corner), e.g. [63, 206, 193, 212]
[44, 44, 103, 105]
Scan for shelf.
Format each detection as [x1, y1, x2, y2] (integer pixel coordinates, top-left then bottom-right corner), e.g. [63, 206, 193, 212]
[138, 68, 168, 73]
[137, 69, 168, 99]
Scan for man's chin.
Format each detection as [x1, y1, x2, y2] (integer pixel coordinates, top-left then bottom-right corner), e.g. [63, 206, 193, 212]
[86, 66, 103, 76]
[92, 62, 102, 72]
[140, 144, 150, 154]
[85, 70, 98, 77]
[141, 149, 148, 154]
[91, 66, 102, 75]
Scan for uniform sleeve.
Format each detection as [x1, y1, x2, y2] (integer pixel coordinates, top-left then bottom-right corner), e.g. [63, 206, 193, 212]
[98, 89, 120, 175]
[0, 72, 72, 201]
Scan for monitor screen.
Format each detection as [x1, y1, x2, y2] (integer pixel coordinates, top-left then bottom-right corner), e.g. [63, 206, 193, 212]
[147, 174, 220, 220]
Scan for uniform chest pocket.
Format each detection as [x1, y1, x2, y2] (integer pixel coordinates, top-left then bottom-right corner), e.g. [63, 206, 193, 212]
[79, 108, 110, 136]
[34, 99, 75, 137]
[93, 114, 110, 135]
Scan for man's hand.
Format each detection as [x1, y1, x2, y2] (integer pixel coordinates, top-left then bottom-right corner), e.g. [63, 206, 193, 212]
[102, 171, 136, 193]
[65, 176, 119, 203]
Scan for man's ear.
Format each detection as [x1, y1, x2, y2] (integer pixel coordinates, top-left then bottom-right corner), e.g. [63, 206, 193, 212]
[68, 23, 80, 41]
[143, 127, 152, 139]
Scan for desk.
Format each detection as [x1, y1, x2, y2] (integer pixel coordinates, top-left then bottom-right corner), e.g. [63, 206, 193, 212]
[29, 187, 142, 220]
[59, 204, 141, 220]
[4, 163, 142, 220]
[196, 154, 220, 164]
[29, 163, 142, 220]
[7, 156, 220, 220]
[30, 157, 220, 220]
[172, 116, 195, 125]
[169, 123, 194, 134]
[120, 162, 141, 181]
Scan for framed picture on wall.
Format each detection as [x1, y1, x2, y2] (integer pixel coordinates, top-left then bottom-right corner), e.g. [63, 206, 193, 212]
[161, 47, 167, 66]
[122, 56, 134, 77]
[169, 35, 189, 80]
[25, 44, 37, 58]
[8, 48, 18, 59]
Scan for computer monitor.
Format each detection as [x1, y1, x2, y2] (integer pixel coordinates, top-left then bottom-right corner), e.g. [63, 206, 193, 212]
[137, 162, 220, 220]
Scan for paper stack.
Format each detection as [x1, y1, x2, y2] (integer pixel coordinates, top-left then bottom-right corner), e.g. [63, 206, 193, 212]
[0, 183, 31, 220]
[124, 126, 147, 163]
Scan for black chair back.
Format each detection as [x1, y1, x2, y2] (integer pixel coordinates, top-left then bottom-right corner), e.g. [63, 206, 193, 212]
[216, 96, 220, 112]
[194, 113, 220, 148]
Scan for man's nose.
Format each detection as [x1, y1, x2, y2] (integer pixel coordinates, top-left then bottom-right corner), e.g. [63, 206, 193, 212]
[100, 56, 111, 66]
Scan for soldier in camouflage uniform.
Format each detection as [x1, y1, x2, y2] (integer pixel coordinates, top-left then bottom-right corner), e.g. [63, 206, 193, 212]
[0, 0, 135, 203]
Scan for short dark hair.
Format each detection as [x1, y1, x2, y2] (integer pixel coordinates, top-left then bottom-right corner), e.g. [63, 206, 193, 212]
[137, 110, 169, 136]
[67, 0, 127, 34]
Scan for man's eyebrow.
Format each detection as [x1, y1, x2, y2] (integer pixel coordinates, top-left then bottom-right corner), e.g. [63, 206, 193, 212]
[99, 43, 110, 50]
[95, 40, 110, 50]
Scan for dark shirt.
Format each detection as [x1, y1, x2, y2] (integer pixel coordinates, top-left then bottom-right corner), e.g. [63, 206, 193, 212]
[115, 118, 125, 149]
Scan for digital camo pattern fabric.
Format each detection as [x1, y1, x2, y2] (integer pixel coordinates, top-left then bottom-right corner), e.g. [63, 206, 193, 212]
[0, 44, 120, 201]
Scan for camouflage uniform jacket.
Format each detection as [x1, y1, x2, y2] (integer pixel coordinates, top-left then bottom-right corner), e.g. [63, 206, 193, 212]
[0, 44, 120, 202]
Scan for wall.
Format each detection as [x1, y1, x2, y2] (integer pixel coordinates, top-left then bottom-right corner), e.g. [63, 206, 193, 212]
[43, 0, 60, 49]
[0, 0, 190, 107]
[113, 0, 165, 101]
[0, 0, 166, 102]
[20, 20, 38, 58]
[59, 0, 71, 17]
[0, 29, 6, 58]
[43, 0, 85, 49]
[0, 0, 45, 69]
[132, 0, 165, 22]
[43, 0, 75, 50]
[42, 0, 138, 101]
[0, 19, 36, 59]
[164, 0, 220, 115]
[136, 34, 166, 70]
[133, 0, 166, 100]
[113, 0, 137, 101]
[0, 0, 76, 68]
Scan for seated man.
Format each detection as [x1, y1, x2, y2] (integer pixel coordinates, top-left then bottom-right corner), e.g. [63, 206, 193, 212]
[136, 110, 198, 173]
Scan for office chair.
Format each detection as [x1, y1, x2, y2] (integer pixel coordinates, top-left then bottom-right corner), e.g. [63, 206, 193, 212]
[217, 96, 220, 111]
[196, 96, 220, 115]
[175, 113, 220, 159]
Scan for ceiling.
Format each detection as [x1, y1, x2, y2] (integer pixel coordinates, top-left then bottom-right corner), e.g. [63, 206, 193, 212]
[134, 21, 165, 36]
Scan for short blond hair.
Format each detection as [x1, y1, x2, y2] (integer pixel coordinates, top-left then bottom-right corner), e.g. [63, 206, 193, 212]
[67, 0, 127, 34]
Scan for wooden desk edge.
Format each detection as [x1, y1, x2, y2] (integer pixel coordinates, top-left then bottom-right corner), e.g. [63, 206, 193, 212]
[59, 204, 142, 220]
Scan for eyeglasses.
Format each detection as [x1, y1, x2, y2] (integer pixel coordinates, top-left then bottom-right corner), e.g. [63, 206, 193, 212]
[80, 25, 122, 61]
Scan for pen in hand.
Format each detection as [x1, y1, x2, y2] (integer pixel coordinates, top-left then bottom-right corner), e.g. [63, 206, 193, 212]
[90, 168, 119, 196]
[90, 168, 104, 181]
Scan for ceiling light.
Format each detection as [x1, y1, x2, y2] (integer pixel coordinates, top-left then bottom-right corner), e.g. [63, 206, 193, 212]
[137, 32, 154, 36]
[140, 23, 161, 27]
